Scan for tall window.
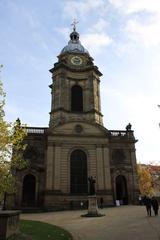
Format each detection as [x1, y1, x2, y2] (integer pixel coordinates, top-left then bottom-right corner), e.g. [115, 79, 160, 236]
[70, 150, 88, 194]
[71, 85, 83, 112]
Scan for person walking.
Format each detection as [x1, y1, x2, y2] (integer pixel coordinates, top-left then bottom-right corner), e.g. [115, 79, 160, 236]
[143, 196, 152, 216]
[151, 197, 159, 216]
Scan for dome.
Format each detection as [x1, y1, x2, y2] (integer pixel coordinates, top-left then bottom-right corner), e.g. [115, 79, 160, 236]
[60, 30, 89, 55]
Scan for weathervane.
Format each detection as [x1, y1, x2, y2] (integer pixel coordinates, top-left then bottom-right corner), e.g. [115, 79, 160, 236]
[71, 19, 79, 31]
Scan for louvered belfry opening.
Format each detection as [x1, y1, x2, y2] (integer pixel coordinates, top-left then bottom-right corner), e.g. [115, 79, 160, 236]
[71, 85, 83, 112]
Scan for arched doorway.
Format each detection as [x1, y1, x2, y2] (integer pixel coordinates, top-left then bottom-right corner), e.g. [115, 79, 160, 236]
[116, 175, 128, 205]
[71, 85, 83, 112]
[22, 174, 36, 207]
[70, 149, 88, 194]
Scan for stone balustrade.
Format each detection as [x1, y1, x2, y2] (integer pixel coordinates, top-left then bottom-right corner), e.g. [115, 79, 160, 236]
[109, 130, 134, 137]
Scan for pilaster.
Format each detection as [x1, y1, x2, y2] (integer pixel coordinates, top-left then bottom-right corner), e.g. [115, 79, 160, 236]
[54, 144, 61, 190]
[96, 146, 104, 190]
[103, 146, 112, 190]
[46, 144, 54, 190]
[131, 149, 139, 193]
[131, 149, 139, 203]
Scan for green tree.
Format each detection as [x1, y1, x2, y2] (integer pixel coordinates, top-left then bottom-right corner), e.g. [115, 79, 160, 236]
[0, 65, 27, 209]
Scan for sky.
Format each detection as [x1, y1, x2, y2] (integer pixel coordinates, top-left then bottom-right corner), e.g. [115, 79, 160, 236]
[0, 0, 160, 164]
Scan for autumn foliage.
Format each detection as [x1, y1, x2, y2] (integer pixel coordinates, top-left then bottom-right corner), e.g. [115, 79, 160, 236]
[137, 163, 160, 197]
[146, 164, 160, 195]
[0, 66, 27, 206]
[137, 164, 153, 196]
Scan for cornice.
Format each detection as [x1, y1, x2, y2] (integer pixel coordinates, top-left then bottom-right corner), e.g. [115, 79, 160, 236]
[49, 62, 102, 76]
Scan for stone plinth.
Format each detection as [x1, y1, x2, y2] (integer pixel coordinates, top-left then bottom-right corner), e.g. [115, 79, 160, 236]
[0, 211, 21, 240]
[82, 195, 105, 217]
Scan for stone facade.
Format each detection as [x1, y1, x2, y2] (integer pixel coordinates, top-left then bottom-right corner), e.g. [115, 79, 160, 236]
[15, 28, 139, 210]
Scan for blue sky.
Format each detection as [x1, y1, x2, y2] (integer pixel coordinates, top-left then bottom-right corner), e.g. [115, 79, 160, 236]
[0, 0, 160, 164]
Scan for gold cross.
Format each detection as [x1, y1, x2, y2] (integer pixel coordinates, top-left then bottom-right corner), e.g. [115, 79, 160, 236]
[71, 19, 79, 31]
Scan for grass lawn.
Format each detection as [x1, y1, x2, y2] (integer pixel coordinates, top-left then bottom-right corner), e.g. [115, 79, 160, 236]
[19, 220, 73, 240]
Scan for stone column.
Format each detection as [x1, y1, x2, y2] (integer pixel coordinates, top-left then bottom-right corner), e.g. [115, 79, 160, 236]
[54, 144, 61, 190]
[46, 144, 54, 190]
[96, 146, 104, 190]
[97, 80, 101, 112]
[66, 78, 70, 111]
[103, 146, 112, 191]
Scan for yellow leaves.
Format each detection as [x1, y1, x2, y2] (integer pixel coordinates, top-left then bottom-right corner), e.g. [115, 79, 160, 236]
[137, 164, 153, 196]
[0, 119, 11, 160]
[0, 163, 16, 202]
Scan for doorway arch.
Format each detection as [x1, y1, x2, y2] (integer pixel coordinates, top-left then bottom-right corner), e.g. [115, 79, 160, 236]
[116, 175, 128, 205]
[70, 149, 88, 194]
[22, 174, 36, 206]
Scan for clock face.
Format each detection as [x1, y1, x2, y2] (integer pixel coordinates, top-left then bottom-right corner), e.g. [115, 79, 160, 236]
[71, 56, 83, 65]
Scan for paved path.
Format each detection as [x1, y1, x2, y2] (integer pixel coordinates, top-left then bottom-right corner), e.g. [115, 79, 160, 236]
[21, 206, 160, 240]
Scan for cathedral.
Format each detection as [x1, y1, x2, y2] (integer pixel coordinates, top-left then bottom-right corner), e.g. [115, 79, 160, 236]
[15, 25, 139, 210]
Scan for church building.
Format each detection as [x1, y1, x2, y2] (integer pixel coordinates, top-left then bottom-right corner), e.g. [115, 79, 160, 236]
[15, 25, 139, 210]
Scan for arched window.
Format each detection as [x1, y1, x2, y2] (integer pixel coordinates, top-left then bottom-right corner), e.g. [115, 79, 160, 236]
[70, 150, 88, 194]
[22, 174, 36, 206]
[116, 175, 128, 205]
[71, 85, 83, 112]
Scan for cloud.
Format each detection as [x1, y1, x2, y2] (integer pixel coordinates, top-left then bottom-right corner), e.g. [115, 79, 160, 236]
[125, 15, 160, 47]
[109, 0, 160, 48]
[63, 0, 105, 18]
[81, 18, 111, 55]
[92, 18, 109, 32]
[54, 27, 70, 40]
[8, 1, 40, 29]
[126, 0, 160, 14]
[81, 32, 111, 55]
[4, 104, 20, 121]
[109, 0, 160, 14]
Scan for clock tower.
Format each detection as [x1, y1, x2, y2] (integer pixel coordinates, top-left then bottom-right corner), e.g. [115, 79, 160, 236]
[49, 28, 103, 128]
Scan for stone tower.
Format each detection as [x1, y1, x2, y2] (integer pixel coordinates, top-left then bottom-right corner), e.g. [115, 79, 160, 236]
[49, 29, 103, 128]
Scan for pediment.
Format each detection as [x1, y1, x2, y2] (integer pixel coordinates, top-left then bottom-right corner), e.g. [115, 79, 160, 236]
[50, 121, 108, 137]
